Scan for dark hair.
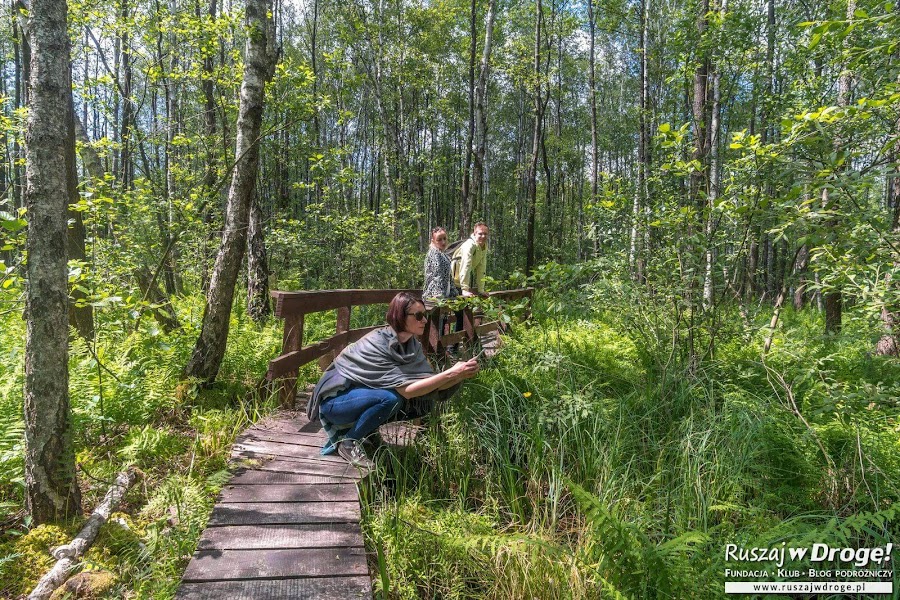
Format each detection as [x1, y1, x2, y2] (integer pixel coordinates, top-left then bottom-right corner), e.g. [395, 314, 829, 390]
[431, 227, 447, 241]
[386, 291, 424, 333]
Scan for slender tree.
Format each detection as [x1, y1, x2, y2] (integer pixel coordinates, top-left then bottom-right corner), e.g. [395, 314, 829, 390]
[525, 0, 548, 276]
[472, 0, 498, 224]
[183, 0, 276, 382]
[587, 0, 599, 258]
[23, 0, 82, 523]
[823, 0, 856, 334]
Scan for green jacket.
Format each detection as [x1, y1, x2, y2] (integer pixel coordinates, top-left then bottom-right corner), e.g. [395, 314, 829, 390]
[452, 236, 487, 294]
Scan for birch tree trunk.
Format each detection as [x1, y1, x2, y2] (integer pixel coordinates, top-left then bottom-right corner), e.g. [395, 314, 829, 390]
[183, 0, 276, 382]
[24, 0, 82, 523]
[471, 0, 497, 224]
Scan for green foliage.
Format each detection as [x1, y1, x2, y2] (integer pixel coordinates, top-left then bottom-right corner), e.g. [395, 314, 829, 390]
[119, 426, 189, 470]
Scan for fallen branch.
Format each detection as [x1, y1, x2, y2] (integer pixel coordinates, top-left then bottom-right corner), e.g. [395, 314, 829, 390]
[28, 468, 139, 600]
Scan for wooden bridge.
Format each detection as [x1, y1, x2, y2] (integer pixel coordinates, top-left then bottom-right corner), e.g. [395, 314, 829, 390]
[176, 287, 532, 599]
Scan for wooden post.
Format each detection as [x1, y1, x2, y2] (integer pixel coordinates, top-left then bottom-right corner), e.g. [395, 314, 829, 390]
[319, 306, 351, 370]
[280, 313, 304, 407]
[423, 307, 441, 353]
[336, 306, 351, 338]
[462, 307, 475, 346]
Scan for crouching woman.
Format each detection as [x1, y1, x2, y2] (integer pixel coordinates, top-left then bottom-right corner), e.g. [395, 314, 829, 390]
[307, 291, 480, 468]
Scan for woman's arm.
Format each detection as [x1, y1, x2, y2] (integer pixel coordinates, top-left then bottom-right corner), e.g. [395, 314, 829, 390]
[396, 359, 479, 399]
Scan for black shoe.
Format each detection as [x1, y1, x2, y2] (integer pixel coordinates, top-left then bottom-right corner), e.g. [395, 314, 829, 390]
[338, 439, 375, 469]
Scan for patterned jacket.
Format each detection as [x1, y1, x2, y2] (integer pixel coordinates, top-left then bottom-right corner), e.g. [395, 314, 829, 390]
[423, 246, 459, 300]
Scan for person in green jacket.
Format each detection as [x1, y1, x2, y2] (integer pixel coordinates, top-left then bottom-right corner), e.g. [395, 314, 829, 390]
[452, 222, 490, 299]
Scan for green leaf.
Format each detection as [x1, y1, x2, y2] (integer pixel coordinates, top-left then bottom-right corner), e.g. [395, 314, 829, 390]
[809, 32, 822, 50]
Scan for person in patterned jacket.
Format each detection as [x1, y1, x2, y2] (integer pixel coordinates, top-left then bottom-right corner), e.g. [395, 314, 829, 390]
[423, 227, 460, 305]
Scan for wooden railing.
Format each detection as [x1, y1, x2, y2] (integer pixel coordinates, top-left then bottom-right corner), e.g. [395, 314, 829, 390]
[266, 287, 534, 406]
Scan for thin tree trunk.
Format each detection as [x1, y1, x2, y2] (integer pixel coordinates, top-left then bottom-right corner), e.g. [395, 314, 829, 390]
[703, 36, 721, 309]
[587, 0, 599, 258]
[824, 0, 855, 334]
[525, 0, 545, 276]
[631, 0, 650, 280]
[246, 190, 271, 322]
[200, 0, 218, 293]
[876, 7, 900, 355]
[472, 0, 497, 223]
[461, 0, 477, 234]
[119, 0, 134, 189]
[24, 0, 82, 523]
[183, 0, 276, 382]
[134, 266, 181, 332]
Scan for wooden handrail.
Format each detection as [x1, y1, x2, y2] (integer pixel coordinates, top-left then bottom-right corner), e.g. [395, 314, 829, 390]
[266, 287, 534, 407]
[272, 289, 420, 318]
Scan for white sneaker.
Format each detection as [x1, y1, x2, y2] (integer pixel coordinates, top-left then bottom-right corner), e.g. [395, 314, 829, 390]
[338, 439, 375, 469]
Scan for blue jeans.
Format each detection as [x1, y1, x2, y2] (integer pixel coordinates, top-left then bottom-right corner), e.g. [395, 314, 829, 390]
[319, 386, 403, 441]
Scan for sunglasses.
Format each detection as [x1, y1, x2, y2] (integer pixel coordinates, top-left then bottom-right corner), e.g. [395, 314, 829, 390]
[407, 311, 427, 322]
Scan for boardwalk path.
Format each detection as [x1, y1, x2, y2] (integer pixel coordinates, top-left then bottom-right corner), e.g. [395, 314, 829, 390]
[176, 391, 373, 599]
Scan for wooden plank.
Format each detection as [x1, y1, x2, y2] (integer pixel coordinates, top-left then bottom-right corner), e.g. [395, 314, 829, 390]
[176, 576, 372, 600]
[181, 547, 369, 581]
[229, 469, 350, 485]
[218, 482, 358, 503]
[197, 523, 363, 550]
[475, 320, 500, 336]
[231, 452, 361, 477]
[208, 501, 360, 526]
[234, 440, 347, 464]
[247, 420, 323, 437]
[238, 430, 327, 448]
[439, 331, 467, 346]
[250, 414, 322, 435]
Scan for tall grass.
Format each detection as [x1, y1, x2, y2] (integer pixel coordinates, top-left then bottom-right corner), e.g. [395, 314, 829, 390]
[362, 297, 900, 598]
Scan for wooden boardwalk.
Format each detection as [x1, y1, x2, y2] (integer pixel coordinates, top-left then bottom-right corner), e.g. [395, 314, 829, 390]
[176, 395, 373, 600]
[176, 328, 502, 599]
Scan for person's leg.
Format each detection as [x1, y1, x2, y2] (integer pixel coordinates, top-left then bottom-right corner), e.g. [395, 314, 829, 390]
[454, 309, 464, 333]
[319, 386, 402, 440]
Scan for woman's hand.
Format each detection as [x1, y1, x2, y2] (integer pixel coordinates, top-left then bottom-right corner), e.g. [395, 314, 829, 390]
[448, 358, 480, 379]
[397, 358, 480, 399]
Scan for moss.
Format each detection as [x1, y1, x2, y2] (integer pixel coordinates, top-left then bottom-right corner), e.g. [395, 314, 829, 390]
[50, 570, 116, 599]
[0, 522, 81, 597]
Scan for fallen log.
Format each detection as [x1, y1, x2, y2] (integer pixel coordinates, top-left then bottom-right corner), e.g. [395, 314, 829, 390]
[28, 468, 138, 600]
